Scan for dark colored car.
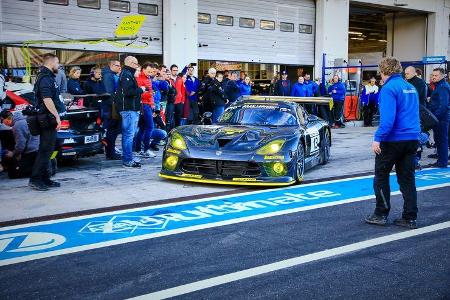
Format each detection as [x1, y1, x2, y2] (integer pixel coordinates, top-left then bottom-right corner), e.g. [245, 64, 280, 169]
[1, 89, 103, 160]
[160, 97, 331, 186]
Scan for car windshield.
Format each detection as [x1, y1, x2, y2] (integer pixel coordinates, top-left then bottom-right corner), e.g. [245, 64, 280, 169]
[218, 104, 298, 126]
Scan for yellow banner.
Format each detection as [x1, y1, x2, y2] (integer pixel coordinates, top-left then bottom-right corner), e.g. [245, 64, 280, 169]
[115, 15, 147, 37]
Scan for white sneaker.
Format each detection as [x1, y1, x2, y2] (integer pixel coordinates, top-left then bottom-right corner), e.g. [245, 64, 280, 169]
[143, 150, 157, 158]
[115, 147, 122, 155]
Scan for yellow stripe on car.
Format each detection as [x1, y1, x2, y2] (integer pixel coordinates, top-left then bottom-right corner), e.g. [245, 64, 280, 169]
[159, 174, 295, 187]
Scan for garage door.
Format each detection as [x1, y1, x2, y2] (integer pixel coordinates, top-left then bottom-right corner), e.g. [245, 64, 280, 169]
[0, 0, 162, 55]
[198, 0, 315, 65]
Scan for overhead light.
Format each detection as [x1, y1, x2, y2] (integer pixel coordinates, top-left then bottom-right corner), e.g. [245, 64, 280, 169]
[378, 39, 387, 42]
[349, 31, 363, 35]
[351, 37, 364, 40]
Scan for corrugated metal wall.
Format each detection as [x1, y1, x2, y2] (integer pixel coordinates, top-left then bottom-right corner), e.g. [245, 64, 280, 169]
[198, 0, 315, 65]
[0, 0, 162, 54]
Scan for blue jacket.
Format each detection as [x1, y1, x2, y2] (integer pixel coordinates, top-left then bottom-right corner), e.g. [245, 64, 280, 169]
[327, 82, 346, 102]
[67, 78, 85, 95]
[185, 75, 200, 102]
[275, 80, 291, 96]
[102, 67, 118, 94]
[291, 82, 309, 97]
[239, 82, 252, 96]
[224, 80, 241, 102]
[305, 80, 319, 96]
[428, 78, 450, 121]
[374, 74, 420, 142]
[83, 78, 106, 95]
[360, 87, 379, 106]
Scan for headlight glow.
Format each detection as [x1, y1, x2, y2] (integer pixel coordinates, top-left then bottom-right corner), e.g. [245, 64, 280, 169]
[170, 132, 187, 150]
[257, 139, 285, 155]
[164, 155, 179, 170]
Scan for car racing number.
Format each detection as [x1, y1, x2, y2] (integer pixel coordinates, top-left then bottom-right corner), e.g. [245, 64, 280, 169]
[306, 127, 320, 154]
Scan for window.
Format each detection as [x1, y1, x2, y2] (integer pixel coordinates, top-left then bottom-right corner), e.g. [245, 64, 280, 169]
[138, 3, 158, 15]
[239, 17, 255, 28]
[78, 0, 100, 9]
[198, 13, 211, 24]
[260, 20, 275, 30]
[299, 24, 312, 34]
[109, 0, 130, 12]
[43, 0, 68, 5]
[18, 0, 34, 2]
[217, 15, 233, 26]
[280, 22, 294, 32]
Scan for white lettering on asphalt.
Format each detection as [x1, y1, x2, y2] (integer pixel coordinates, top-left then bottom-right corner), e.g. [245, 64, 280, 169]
[130, 221, 450, 300]
[78, 190, 342, 233]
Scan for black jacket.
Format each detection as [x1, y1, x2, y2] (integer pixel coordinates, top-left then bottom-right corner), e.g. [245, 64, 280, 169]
[208, 79, 228, 107]
[407, 76, 427, 106]
[116, 66, 143, 112]
[34, 66, 66, 114]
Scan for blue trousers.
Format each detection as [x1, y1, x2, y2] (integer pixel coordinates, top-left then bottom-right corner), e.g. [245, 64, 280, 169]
[433, 120, 449, 167]
[135, 104, 154, 152]
[120, 111, 139, 164]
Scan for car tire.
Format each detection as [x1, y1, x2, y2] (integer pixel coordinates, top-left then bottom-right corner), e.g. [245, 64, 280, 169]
[320, 129, 331, 165]
[295, 141, 305, 183]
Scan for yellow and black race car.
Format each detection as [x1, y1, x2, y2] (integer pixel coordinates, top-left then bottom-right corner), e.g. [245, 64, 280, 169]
[159, 96, 332, 186]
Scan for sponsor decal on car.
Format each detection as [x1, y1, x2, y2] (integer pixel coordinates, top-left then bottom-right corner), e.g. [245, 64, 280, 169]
[264, 155, 285, 160]
[180, 173, 203, 179]
[232, 178, 258, 182]
[167, 148, 181, 155]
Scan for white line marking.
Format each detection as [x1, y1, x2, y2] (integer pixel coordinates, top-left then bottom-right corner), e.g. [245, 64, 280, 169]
[0, 182, 448, 267]
[0, 168, 442, 231]
[130, 221, 450, 300]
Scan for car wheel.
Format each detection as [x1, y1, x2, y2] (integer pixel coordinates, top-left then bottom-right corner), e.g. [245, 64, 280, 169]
[320, 129, 331, 165]
[295, 141, 305, 183]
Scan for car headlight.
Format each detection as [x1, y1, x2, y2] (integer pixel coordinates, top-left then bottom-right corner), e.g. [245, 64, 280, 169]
[163, 155, 179, 170]
[170, 132, 187, 150]
[256, 139, 285, 155]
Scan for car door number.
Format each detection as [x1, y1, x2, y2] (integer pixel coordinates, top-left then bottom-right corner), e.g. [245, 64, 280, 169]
[306, 128, 320, 154]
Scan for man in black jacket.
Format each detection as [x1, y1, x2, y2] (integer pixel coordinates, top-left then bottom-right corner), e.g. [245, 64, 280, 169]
[116, 56, 145, 168]
[30, 53, 62, 191]
[405, 66, 427, 106]
[208, 72, 229, 123]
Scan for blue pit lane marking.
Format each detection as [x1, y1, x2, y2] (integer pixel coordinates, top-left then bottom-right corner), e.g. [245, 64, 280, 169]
[0, 168, 449, 266]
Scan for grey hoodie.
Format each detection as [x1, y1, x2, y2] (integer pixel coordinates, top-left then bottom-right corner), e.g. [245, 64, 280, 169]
[12, 112, 39, 155]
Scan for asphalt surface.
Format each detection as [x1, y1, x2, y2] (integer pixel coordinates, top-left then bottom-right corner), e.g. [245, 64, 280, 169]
[1, 184, 449, 300]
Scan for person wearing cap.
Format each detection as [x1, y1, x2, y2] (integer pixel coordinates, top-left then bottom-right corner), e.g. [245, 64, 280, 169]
[274, 71, 291, 96]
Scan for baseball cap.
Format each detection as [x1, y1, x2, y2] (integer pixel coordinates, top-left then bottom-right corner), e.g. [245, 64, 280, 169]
[281, 70, 288, 75]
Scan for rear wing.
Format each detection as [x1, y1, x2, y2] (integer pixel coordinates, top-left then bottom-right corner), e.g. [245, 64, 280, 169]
[241, 95, 332, 106]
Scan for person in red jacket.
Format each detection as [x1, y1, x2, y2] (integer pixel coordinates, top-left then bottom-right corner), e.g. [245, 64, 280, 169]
[135, 62, 157, 158]
[174, 73, 187, 128]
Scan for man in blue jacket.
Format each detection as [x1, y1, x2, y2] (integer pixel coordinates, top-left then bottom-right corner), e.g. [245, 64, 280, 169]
[102, 60, 121, 160]
[274, 71, 291, 96]
[428, 68, 449, 168]
[365, 57, 420, 229]
[291, 76, 309, 97]
[327, 75, 346, 128]
[184, 65, 200, 124]
[304, 73, 319, 96]
[224, 72, 241, 105]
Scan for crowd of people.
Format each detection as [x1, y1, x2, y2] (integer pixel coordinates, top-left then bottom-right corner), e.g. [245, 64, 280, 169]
[0, 53, 448, 190]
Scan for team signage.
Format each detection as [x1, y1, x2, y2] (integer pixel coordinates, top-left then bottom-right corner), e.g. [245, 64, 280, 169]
[0, 168, 449, 266]
[422, 56, 446, 64]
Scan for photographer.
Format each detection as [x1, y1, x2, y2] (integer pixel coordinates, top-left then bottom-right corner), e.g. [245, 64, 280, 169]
[29, 53, 62, 191]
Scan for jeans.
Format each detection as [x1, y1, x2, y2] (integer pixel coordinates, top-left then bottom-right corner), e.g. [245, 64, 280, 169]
[120, 111, 139, 164]
[433, 120, 449, 167]
[30, 127, 56, 183]
[150, 129, 167, 146]
[212, 105, 225, 124]
[135, 104, 154, 152]
[373, 140, 418, 220]
[332, 101, 344, 126]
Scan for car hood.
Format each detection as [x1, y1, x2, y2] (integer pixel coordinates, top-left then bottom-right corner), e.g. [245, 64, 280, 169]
[176, 125, 299, 151]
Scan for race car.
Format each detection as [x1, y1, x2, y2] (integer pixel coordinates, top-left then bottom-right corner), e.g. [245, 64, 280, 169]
[1, 86, 103, 160]
[159, 96, 332, 186]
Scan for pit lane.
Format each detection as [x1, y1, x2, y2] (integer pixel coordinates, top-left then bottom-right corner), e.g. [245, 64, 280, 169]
[0, 170, 449, 299]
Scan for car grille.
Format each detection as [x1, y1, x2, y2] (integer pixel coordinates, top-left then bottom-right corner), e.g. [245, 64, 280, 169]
[181, 159, 261, 178]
